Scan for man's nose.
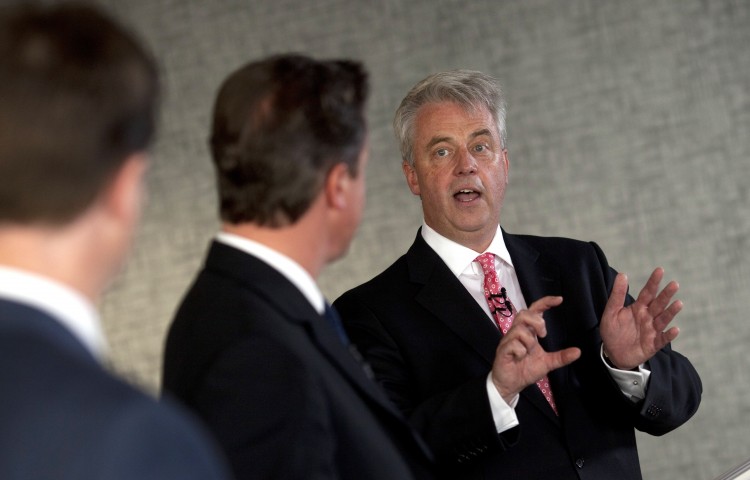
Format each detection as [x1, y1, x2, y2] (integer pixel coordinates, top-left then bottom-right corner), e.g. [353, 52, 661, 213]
[455, 148, 477, 175]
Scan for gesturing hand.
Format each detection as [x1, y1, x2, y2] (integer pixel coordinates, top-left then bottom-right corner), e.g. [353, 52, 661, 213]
[491, 296, 581, 404]
[600, 268, 682, 371]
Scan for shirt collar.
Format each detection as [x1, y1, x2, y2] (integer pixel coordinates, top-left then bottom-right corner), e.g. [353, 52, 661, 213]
[421, 222, 513, 276]
[215, 232, 326, 315]
[0, 265, 107, 360]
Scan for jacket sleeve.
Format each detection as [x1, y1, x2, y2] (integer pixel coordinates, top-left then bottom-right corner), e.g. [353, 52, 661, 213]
[589, 241, 703, 436]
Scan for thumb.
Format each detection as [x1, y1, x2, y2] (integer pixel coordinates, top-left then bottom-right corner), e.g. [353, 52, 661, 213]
[545, 347, 581, 372]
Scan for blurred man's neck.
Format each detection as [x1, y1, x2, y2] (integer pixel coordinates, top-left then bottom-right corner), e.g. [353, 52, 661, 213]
[0, 222, 108, 303]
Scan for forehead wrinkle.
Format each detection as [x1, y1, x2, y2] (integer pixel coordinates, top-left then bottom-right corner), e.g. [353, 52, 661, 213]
[415, 102, 497, 156]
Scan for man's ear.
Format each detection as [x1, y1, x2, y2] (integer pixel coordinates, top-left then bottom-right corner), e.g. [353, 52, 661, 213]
[501, 148, 510, 185]
[402, 161, 420, 196]
[324, 162, 351, 210]
[101, 152, 148, 224]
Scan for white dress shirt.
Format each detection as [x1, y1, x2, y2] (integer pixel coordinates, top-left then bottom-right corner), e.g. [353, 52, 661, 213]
[215, 232, 326, 315]
[420, 223, 650, 434]
[0, 265, 107, 360]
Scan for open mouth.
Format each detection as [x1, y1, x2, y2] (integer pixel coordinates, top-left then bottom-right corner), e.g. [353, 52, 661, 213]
[454, 189, 480, 203]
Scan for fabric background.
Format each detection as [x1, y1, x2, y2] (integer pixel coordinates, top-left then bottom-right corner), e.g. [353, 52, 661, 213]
[19, 0, 750, 478]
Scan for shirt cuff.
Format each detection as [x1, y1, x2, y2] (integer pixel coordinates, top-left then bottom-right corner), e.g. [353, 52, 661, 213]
[485, 373, 520, 433]
[600, 345, 651, 401]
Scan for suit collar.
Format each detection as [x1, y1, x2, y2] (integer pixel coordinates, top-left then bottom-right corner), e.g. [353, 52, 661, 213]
[0, 266, 106, 359]
[0, 299, 100, 366]
[407, 229, 566, 339]
[204, 241, 319, 323]
[406, 232, 501, 365]
[407, 229, 567, 422]
[421, 223, 514, 276]
[214, 232, 325, 313]
[203, 241, 413, 422]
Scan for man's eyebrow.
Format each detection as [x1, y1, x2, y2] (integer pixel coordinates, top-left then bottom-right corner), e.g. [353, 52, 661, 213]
[424, 128, 494, 151]
[425, 136, 452, 151]
[469, 128, 493, 140]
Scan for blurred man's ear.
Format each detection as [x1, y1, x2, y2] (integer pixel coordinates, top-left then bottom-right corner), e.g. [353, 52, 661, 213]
[101, 153, 149, 227]
[324, 162, 352, 210]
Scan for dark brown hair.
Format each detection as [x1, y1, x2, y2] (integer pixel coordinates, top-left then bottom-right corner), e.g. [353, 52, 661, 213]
[209, 54, 368, 227]
[0, 3, 159, 224]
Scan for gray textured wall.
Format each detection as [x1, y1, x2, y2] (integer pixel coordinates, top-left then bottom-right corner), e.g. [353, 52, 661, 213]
[47, 0, 750, 478]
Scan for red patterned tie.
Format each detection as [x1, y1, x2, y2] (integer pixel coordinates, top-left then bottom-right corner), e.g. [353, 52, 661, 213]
[475, 253, 558, 415]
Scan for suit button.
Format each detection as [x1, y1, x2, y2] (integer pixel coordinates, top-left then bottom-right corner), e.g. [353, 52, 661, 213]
[576, 458, 585, 468]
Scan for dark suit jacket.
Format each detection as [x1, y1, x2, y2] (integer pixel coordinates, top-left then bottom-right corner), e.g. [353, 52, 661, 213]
[162, 241, 434, 480]
[0, 299, 231, 480]
[334, 230, 702, 480]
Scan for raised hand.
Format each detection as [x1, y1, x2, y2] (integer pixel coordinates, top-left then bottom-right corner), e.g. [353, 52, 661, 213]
[600, 268, 682, 370]
[490, 296, 581, 404]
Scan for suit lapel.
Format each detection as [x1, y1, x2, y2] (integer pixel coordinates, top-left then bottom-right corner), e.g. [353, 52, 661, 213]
[503, 231, 565, 353]
[503, 231, 570, 422]
[305, 326, 434, 459]
[204, 241, 410, 422]
[304, 307, 413, 419]
[404, 232, 569, 422]
[406, 234, 501, 365]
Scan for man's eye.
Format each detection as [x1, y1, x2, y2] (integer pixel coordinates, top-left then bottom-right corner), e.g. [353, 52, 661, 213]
[473, 144, 486, 153]
[436, 148, 449, 157]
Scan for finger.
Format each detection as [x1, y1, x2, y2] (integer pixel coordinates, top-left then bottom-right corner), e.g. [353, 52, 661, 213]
[544, 347, 581, 372]
[498, 336, 529, 360]
[527, 295, 563, 315]
[653, 326, 680, 351]
[653, 299, 683, 331]
[662, 326, 680, 344]
[507, 341, 528, 360]
[636, 267, 664, 305]
[602, 273, 628, 320]
[648, 280, 680, 317]
[511, 310, 547, 338]
[504, 320, 544, 353]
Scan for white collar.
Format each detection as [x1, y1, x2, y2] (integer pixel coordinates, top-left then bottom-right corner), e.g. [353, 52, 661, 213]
[420, 222, 513, 276]
[215, 232, 326, 315]
[0, 265, 107, 360]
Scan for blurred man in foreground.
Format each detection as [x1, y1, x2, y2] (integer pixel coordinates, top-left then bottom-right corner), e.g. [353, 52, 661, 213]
[0, 4, 231, 479]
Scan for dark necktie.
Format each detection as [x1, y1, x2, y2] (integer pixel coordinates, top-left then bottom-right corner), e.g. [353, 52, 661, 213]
[324, 303, 350, 345]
